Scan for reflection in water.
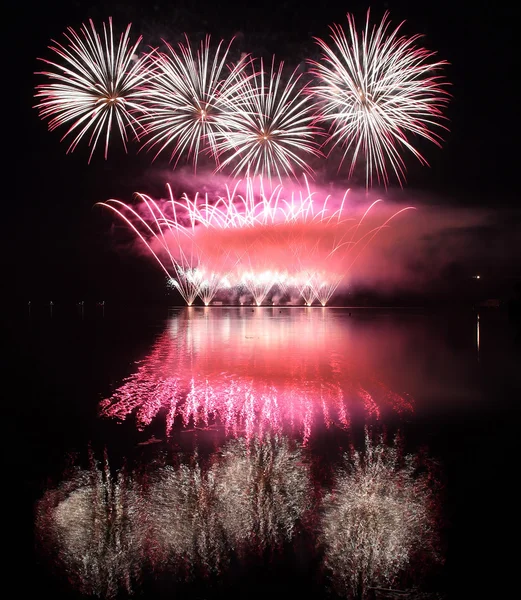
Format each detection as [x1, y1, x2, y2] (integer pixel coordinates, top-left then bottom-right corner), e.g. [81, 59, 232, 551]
[36, 436, 310, 593]
[100, 308, 413, 442]
[477, 312, 480, 359]
[321, 433, 440, 599]
[36, 435, 440, 598]
[35, 454, 145, 598]
[147, 459, 226, 573]
[212, 435, 311, 549]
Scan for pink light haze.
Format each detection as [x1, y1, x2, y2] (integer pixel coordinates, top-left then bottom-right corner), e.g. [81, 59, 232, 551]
[98, 175, 414, 306]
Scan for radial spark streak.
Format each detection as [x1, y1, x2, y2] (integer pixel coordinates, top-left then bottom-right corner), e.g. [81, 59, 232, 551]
[310, 10, 449, 186]
[35, 18, 148, 161]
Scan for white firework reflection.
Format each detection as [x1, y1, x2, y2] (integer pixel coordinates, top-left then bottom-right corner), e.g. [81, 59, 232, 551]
[35, 455, 146, 598]
[211, 435, 311, 550]
[145, 457, 227, 574]
[321, 431, 440, 598]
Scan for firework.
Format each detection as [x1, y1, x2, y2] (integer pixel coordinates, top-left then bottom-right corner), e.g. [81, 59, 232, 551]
[35, 18, 148, 161]
[146, 436, 309, 569]
[321, 431, 439, 598]
[214, 57, 322, 178]
[98, 176, 414, 306]
[310, 10, 449, 186]
[140, 36, 250, 168]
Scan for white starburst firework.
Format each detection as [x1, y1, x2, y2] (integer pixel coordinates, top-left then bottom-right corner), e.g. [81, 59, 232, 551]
[35, 18, 148, 162]
[214, 58, 322, 179]
[141, 36, 250, 168]
[310, 10, 449, 187]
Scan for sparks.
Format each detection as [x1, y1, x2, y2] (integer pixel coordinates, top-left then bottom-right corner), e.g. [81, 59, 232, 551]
[97, 176, 414, 306]
[35, 18, 148, 162]
[140, 35, 250, 168]
[310, 10, 449, 187]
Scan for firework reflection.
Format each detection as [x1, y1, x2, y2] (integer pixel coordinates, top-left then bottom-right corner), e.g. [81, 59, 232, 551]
[146, 458, 226, 574]
[99, 308, 413, 442]
[321, 432, 440, 598]
[35, 455, 146, 598]
[212, 435, 310, 549]
[36, 437, 311, 592]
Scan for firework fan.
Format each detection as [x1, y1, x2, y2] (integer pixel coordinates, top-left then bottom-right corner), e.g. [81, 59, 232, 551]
[321, 431, 440, 598]
[310, 10, 449, 186]
[141, 35, 250, 168]
[35, 18, 149, 162]
[214, 57, 322, 179]
[98, 176, 413, 306]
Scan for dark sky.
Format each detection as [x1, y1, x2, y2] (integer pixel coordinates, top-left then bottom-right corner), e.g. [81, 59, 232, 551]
[4, 0, 519, 304]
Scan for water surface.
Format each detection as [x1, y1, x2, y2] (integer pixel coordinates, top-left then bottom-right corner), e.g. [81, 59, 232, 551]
[7, 305, 520, 599]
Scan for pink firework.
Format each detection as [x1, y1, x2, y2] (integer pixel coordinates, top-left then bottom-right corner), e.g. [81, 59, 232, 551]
[98, 176, 414, 306]
[310, 10, 449, 187]
[35, 18, 149, 162]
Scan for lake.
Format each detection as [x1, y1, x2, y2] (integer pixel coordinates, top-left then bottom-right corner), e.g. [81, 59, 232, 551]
[6, 305, 520, 599]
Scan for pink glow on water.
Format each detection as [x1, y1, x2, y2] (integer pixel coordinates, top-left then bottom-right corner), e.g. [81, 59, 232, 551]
[99, 308, 414, 442]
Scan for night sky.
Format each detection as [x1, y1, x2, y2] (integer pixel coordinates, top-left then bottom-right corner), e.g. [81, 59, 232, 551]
[5, 0, 519, 306]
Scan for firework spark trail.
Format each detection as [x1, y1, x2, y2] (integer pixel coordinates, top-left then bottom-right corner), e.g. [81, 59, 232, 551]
[310, 10, 449, 187]
[98, 176, 414, 305]
[99, 311, 414, 441]
[140, 36, 251, 168]
[213, 57, 322, 179]
[35, 18, 149, 161]
[321, 431, 439, 598]
[35, 454, 146, 598]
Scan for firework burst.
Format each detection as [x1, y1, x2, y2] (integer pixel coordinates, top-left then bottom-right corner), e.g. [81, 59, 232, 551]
[35, 18, 148, 162]
[214, 58, 322, 179]
[141, 36, 250, 168]
[310, 10, 449, 187]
